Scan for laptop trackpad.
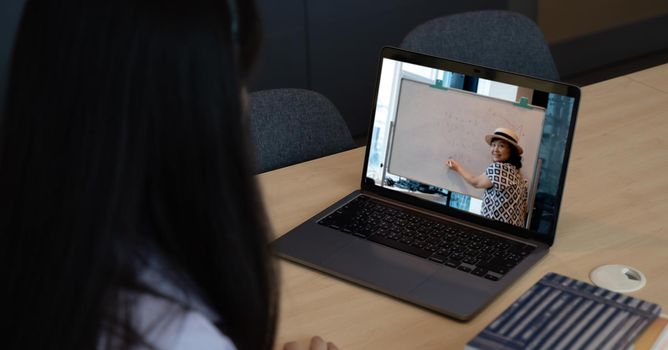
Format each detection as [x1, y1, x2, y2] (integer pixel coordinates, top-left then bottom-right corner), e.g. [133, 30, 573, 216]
[321, 239, 440, 294]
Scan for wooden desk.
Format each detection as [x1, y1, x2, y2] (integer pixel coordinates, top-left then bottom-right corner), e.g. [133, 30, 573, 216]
[257, 64, 668, 349]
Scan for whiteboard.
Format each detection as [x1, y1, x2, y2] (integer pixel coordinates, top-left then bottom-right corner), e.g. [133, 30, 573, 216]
[387, 79, 545, 199]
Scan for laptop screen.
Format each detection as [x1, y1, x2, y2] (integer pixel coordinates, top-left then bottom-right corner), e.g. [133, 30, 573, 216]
[363, 48, 579, 243]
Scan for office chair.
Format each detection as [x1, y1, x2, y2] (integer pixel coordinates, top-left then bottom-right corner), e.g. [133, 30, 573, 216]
[401, 10, 560, 230]
[249, 88, 355, 173]
[400, 10, 559, 80]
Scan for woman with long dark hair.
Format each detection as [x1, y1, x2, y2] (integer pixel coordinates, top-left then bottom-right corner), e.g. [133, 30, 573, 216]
[0, 0, 280, 348]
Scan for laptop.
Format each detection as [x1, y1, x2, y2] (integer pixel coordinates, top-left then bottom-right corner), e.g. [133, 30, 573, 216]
[273, 47, 581, 320]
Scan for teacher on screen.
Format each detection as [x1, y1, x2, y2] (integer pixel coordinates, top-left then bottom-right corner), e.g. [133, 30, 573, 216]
[446, 128, 528, 227]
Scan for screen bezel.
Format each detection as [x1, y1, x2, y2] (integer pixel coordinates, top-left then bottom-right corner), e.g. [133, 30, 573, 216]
[360, 47, 581, 246]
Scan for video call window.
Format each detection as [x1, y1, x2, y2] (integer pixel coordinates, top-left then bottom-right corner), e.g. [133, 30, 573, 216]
[366, 59, 575, 234]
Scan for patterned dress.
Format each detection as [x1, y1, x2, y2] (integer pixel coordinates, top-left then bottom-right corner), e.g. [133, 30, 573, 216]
[481, 162, 528, 227]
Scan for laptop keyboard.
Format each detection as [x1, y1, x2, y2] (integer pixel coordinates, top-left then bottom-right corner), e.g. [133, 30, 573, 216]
[317, 195, 535, 281]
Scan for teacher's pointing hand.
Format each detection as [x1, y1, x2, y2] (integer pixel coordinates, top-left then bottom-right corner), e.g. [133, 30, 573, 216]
[447, 159, 461, 172]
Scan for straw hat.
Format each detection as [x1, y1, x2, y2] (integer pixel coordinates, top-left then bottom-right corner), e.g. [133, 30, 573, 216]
[484, 128, 524, 155]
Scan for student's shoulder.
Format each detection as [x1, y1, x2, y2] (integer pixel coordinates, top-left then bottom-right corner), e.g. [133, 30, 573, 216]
[128, 246, 236, 349]
[135, 293, 237, 350]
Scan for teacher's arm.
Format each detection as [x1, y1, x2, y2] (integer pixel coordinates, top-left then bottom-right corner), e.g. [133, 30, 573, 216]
[446, 160, 492, 189]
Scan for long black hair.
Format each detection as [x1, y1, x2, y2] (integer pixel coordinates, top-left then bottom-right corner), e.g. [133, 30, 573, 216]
[0, 0, 275, 349]
[506, 144, 523, 170]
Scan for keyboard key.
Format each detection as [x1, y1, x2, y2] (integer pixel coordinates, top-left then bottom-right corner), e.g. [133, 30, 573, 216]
[450, 253, 464, 262]
[428, 255, 446, 263]
[412, 240, 426, 249]
[387, 233, 400, 240]
[368, 234, 432, 258]
[457, 265, 472, 273]
[505, 253, 522, 263]
[484, 274, 500, 281]
[486, 256, 519, 274]
[496, 242, 509, 250]
[451, 245, 466, 253]
[462, 257, 479, 265]
[437, 248, 452, 256]
[487, 264, 509, 275]
[465, 248, 480, 257]
[477, 254, 491, 264]
[444, 260, 460, 268]
[427, 237, 440, 245]
[472, 267, 488, 276]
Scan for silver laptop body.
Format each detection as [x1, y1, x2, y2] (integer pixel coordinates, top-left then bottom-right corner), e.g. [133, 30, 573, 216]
[273, 47, 581, 320]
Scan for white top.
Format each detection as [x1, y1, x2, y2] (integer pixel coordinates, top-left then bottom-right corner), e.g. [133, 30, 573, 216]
[131, 292, 236, 350]
[99, 250, 237, 350]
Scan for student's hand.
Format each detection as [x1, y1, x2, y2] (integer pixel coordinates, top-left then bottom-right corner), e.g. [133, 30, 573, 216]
[446, 159, 460, 172]
[284, 336, 340, 350]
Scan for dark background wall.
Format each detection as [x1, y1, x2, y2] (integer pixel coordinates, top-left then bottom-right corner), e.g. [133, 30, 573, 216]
[2, 0, 668, 141]
[252, 0, 506, 139]
[251, 0, 668, 141]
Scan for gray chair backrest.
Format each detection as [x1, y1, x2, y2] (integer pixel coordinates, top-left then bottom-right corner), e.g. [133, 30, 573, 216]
[400, 10, 559, 81]
[249, 88, 355, 173]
